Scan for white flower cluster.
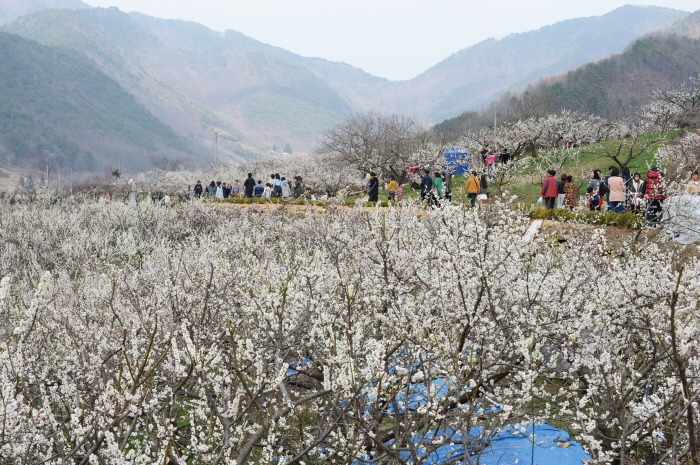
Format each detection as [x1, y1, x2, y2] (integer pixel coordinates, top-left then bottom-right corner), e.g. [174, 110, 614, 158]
[0, 199, 698, 464]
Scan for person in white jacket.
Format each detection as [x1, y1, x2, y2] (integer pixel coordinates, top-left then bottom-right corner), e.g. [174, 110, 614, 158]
[281, 177, 291, 198]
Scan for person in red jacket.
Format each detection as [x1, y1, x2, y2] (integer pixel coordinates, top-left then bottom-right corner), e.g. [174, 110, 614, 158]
[541, 170, 559, 209]
[644, 166, 665, 225]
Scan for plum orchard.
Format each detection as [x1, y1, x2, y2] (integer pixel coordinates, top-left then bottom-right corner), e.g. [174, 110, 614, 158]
[0, 200, 699, 464]
[128, 152, 364, 201]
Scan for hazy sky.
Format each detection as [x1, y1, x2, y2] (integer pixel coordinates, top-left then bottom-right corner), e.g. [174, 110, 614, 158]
[82, 0, 699, 81]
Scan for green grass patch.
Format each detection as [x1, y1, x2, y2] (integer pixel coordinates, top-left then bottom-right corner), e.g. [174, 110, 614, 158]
[502, 132, 677, 203]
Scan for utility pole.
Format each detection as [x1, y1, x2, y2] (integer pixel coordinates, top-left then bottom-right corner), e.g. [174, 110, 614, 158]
[494, 110, 497, 146]
[119, 148, 122, 174]
[214, 131, 218, 165]
[70, 167, 73, 195]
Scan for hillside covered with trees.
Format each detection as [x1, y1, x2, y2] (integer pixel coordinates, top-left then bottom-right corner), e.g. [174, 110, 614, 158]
[0, 31, 189, 172]
[0, 1, 690, 165]
[436, 12, 700, 139]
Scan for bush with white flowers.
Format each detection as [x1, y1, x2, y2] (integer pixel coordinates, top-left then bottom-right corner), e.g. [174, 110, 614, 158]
[0, 199, 698, 464]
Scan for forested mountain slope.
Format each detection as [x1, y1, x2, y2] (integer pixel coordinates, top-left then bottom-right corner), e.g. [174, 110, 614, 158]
[435, 11, 700, 138]
[397, 5, 689, 122]
[4, 7, 356, 153]
[526, 35, 700, 117]
[6, 6, 686, 148]
[0, 31, 187, 172]
[3, 8, 261, 163]
[0, 1, 691, 168]
[122, 12, 356, 142]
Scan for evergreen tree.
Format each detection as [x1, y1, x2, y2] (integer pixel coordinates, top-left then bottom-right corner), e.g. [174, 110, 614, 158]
[19, 175, 36, 191]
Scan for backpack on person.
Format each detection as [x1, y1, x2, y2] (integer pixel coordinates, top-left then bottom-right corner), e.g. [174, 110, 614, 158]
[598, 182, 609, 197]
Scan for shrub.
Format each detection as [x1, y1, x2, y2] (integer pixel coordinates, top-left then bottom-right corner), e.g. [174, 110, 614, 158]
[207, 197, 328, 207]
[205, 197, 399, 208]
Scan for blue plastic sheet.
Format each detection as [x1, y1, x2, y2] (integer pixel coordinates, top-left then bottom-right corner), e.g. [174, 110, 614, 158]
[385, 379, 499, 415]
[479, 423, 591, 465]
[353, 422, 592, 465]
[287, 359, 312, 377]
[386, 379, 452, 414]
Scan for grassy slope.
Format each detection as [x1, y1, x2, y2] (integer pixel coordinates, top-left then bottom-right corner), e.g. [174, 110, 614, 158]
[502, 133, 675, 203]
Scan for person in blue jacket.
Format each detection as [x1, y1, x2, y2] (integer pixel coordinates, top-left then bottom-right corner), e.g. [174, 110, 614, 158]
[254, 180, 265, 197]
[420, 169, 432, 202]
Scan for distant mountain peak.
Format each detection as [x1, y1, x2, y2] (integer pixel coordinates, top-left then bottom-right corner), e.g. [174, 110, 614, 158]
[662, 9, 700, 39]
[0, 0, 90, 25]
[402, 4, 689, 121]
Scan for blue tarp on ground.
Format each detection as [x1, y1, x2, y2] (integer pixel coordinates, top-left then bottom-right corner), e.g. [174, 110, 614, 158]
[353, 422, 591, 465]
[386, 378, 452, 414]
[478, 423, 591, 465]
[443, 149, 471, 175]
[287, 359, 312, 377]
[288, 364, 500, 417]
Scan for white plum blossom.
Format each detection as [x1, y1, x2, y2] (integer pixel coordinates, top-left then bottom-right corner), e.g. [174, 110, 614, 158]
[0, 192, 698, 464]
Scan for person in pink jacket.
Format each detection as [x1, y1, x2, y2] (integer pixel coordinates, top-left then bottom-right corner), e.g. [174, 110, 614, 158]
[541, 170, 559, 209]
[607, 167, 626, 213]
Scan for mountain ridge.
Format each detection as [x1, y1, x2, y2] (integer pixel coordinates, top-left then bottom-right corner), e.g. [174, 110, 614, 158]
[434, 10, 700, 138]
[0, 0, 88, 25]
[395, 5, 690, 121]
[0, 0, 694, 172]
[0, 30, 189, 173]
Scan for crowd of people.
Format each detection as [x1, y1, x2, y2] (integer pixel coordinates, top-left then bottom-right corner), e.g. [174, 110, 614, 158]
[192, 173, 330, 201]
[418, 169, 454, 204]
[540, 166, 700, 224]
[480, 145, 510, 165]
[365, 167, 497, 210]
[189, 164, 699, 224]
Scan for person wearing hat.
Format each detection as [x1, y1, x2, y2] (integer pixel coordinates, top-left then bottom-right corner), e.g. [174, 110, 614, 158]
[293, 176, 305, 198]
[367, 171, 379, 202]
